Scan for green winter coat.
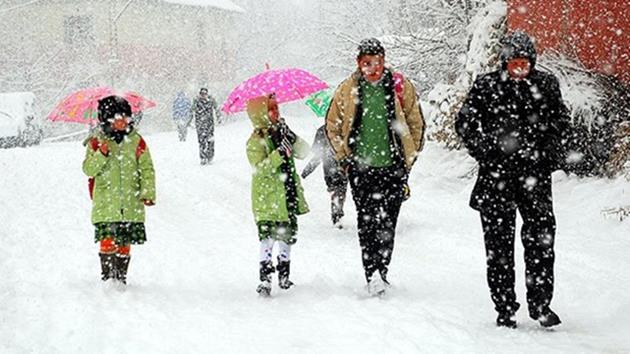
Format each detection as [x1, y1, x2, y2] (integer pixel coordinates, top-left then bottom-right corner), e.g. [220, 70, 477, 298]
[246, 97, 310, 223]
[82, 130, 156, 224]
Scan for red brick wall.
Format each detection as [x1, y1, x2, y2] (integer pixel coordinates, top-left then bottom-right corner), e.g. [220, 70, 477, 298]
[508, 0, 629, 84]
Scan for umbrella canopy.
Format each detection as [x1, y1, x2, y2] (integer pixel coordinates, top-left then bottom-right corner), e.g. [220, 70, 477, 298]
[222, 68, 328, 114]
[48, 87, 156, 124]
[304, 88, 333, 118]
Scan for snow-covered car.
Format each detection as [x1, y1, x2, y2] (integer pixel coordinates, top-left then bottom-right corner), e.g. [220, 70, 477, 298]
[0, 92, 43, 148]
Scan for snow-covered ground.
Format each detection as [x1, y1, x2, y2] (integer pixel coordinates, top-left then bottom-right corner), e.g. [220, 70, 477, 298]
[1, 116, 628, 353]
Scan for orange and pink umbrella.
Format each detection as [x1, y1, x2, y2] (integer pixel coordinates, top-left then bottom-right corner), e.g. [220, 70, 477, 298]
[48, 87, 156, 124]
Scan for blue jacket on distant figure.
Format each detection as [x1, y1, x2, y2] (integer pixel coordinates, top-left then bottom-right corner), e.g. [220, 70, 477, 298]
[172, 92, 191, 122]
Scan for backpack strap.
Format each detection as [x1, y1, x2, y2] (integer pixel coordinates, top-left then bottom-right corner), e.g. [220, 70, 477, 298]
[87, 137, 100, 200]
[393, 72, 405, 108]
[89, 137, 100, 151]
[136, 137, 147, 160]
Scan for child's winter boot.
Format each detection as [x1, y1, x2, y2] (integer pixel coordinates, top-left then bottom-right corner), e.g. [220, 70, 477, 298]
[276, 257, 294, 290]
[99, 253, 116, 281]
[115, 255, 131, 285]
[256, 261, 274, 296]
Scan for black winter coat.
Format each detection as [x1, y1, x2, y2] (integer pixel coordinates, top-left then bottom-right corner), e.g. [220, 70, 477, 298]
[191, 96, 219, 130]
[456, 32, 571, 212]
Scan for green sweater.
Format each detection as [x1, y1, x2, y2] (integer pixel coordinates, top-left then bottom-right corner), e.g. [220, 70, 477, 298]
[354, 81, 393, 167]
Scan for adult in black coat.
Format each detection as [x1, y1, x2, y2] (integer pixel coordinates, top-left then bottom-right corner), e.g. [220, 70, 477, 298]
[191, 87, 220, 165]
[455, 31, 571, 329]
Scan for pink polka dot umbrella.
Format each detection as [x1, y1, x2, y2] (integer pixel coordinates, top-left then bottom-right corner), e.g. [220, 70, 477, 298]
[221, 67, 329, 114]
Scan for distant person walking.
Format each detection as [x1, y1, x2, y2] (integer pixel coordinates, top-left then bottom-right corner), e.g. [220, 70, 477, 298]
[172, 91, 191, 142]
[191, 87, 220, 165]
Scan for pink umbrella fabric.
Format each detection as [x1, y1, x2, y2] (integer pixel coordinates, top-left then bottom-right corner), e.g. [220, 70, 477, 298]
[222, 68, 328, 114]
[48, 87, 156, 124]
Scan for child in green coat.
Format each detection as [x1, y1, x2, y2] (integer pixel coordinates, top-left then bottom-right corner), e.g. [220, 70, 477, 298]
[246, 95, 310, 296]
[82, 95, 156, 286]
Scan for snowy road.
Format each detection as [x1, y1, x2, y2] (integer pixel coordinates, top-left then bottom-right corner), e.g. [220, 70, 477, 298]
[1, 117, 628, 353]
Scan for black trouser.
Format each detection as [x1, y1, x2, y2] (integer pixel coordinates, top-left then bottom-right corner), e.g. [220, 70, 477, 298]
[349, 163, 405, 283]
[197, 123, 214, 162]
[329, 182, 347, 222]
[479, 173, 556, 316]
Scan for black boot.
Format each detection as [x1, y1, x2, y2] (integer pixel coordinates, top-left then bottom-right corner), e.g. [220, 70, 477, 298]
[332, 213, 343, 228]
[530, 307, 561, 328]
[99, 253, 116, 281]
[496, 302, 520, 329]
[256, 261, 274, 296]
[114, 255, 131, 285]
[276, 257, 294, 290]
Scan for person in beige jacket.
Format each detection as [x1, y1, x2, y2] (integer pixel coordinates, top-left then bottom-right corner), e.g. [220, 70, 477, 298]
[326, 38, 425, 296]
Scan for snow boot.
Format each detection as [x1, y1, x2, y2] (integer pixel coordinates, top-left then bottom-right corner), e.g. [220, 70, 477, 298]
[99, 253, 116, 281]
[496, 303, 520, 329]
[530, 307, 561, 328]
[276, 257, 294, 290]
[114, 255, 131, 285]
[256, 261, 274, 296]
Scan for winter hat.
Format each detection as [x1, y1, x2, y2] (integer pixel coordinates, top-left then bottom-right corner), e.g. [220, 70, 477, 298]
[199, 87, 208, 94]
[97, 95, 132, 123]
[357, 38, 385, 59]
[499, 31, 537, 68]
[97, 95, 133, 142]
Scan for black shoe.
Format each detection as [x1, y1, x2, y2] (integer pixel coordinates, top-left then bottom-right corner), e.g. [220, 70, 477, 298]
[496, 302, 520, 328]
[99, 253, 116, 281]
[276, 258, 294, 290]
[532, 307, 562, 328]
[496, 313, 517, 328]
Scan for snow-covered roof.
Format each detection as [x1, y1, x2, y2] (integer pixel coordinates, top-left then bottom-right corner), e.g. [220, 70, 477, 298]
[161, 0, 245, 13]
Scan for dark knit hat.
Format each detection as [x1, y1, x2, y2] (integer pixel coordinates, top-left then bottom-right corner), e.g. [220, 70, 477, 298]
[357, 38, 385, 59]
[97, 95, 132, 123]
